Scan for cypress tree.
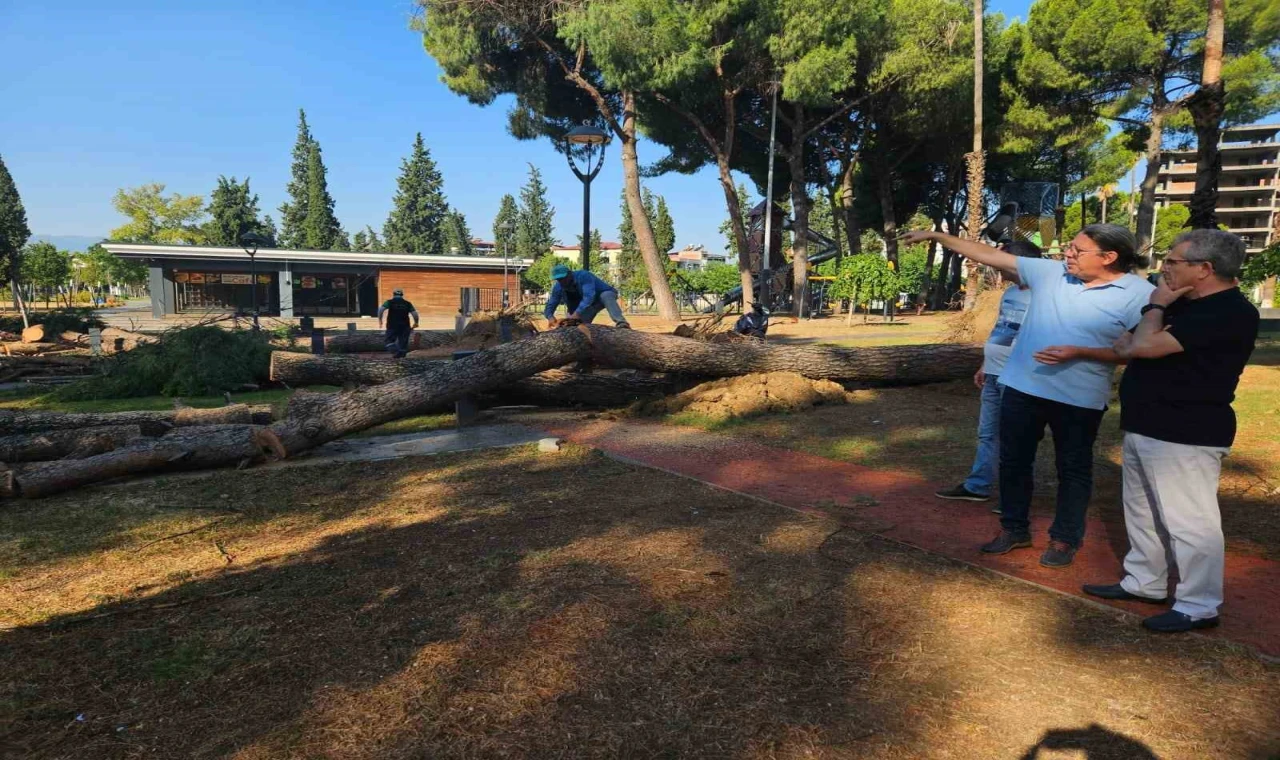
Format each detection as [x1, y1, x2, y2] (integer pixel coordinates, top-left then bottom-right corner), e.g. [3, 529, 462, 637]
[302, 142, 341, 250]
[652, 193, 676, 255]
[384, 133, 449, 255]
[492, 194, 519, 257]
[278, 109, 313, 249]
[442, 209, 473, 255]
[204, 176, 272, 246]
[0, 153, 32, 305]
[516, 164, 555, 260]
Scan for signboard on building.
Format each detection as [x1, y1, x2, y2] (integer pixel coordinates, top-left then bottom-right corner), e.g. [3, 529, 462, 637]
[332, 277, 346, 289]
[221, 273, 253, 285]
[175, 272, 190, 283]
[300, 277, 317, 289]
[188, 273, 206, 284]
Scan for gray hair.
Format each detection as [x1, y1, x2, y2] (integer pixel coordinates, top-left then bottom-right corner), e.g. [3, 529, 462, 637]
[1172, 228, 1246, 280]
[1081, 223, 1148, 272]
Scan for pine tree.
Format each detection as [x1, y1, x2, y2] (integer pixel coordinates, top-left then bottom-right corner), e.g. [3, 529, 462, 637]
[204, 176, 272, 246]
[0, 153, 32, 304]
[278, 109, 314, 249]
[302, 142, 342, 249]
[516, 164, 555, 260]
[652, 194, 676, 255]
[352, 225, 383, 252]
[442, 209, 473, 255]
[492, 194, 520, 258]
[383, 133, 449, 255]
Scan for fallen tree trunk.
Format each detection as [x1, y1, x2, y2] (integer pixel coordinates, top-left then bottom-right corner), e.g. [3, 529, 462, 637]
[579, 326, 983, 385]
[269, 352, 688, 408]
[21, 324, 47, 343]
[2, 425, 285, 499]
[0, 403, 275, 436]
[2, 342, 65, 356]
[0, 425, 143, 463]
[269, 328, 594, 455]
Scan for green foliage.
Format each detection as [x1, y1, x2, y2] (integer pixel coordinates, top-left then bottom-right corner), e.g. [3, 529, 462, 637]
[516, 164, 556, 260]
[384, 133, 449, 255]
[1152, 203, 1191, 254]
[442, 209, 473, 255]
[1241, 243, 1280, 291]
[278, 109, 314, 248]
[1061, 190, 1136, 240]
[20, 242, 71, 302]
[895, 245, 940, 297]
[492, 194, 519, 257]
[0, 153, 31, 285]
[302, 142, 341, 250]
[521, 249, 608, 293]
[830, 254, 900, 307]
[352, 225, 384, 252]
[652, 194, 675, 255]
[55, 326, 274, 400]
[0, 306, 102, 336]
[203, 176, 274, 247]
[674, 262, 741, 295]
[109, 184, 206, 244]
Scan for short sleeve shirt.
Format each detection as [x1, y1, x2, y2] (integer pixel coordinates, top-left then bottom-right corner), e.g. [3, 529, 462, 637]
[982, 284, 1031, 376]
[998, 258, 1154, 410]
[382, 298, 416, 328]
[1119, 288, 1259, 447]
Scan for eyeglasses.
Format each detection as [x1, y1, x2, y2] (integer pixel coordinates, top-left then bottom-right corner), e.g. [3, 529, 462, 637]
[1064, 243, 1106, 257]
[1162, 258, 1207, 267]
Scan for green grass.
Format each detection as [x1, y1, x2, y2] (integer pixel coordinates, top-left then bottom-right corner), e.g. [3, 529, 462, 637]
[352, 413, 457, 438]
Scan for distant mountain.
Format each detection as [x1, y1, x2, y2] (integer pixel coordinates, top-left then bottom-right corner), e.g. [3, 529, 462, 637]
[30, 235, 106, 252]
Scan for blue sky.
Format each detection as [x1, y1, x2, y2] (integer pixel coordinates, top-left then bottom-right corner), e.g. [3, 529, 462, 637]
[0, 0, 1033, 251]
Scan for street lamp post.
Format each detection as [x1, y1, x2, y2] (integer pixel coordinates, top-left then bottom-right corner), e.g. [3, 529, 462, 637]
[563, 124, 610, 271]
[496, 220, 515, 309]
[239, 232, 271, 331]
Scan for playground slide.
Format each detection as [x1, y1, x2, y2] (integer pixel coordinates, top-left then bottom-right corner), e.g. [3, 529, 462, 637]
[706, 228, 841, 313]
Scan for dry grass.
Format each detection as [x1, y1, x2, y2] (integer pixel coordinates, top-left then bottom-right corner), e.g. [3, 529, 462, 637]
[1, 445, 1277, 759]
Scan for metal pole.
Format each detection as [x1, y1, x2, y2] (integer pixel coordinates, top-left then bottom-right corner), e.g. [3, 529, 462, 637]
[249, 252, 260, 331]
[581, 172, 592, 271]
[761, 82, 778, 310]
[502, 237, 510, 309]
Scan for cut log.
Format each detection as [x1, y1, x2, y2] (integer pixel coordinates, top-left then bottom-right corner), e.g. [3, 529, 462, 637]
[21, 324, 46, 343]
[3, 425, 284, 499]
[2, 342, 63, 356]
[578, 326, 984, 385]
[0, 403, 275, 436]
[323, 331, 422, 354]
[0, 425, 144, 463]
[269, 327, 594, 455]
[268, 352, 688, 408]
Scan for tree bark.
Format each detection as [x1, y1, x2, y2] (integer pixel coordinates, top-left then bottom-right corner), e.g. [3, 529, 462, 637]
[619, 91, 680, 320]
[0, 425, 143, 463]
[0, 404, 274, 436]
[1136, 105, 1169, 255]
[1188, 0, 1226, 231]
[3, 425, 284, 499]
[964, 0, 986, 313]
[840, 152, 859, 258]
[877, 168, 898, 265]
[268, 328, 595, 456]
[269, 352, 688, 408]
[321, 332, 425, 354]
[789, 104, 811, 318]
[918, 227, 939, 313]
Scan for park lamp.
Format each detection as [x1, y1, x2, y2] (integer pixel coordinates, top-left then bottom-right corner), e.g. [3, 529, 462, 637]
[496, 219, 515, 309]
[239, 231, 272, 331]
[564, 124, 611, 271]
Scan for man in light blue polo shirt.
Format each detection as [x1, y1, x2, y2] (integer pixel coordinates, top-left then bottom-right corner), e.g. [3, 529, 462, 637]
[903, 224, 1153, 567]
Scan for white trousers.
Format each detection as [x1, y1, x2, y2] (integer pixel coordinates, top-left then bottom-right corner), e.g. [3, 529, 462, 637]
[1119, 432, 1229, 619]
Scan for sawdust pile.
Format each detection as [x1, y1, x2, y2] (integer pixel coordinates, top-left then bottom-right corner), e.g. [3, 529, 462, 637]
[634, 371, 850, 421]
[941, 287, 1003, 344]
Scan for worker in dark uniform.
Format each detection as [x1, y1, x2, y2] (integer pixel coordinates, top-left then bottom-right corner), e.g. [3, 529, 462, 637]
[733, 302, 769, 339]
[378, 288, 419, 358]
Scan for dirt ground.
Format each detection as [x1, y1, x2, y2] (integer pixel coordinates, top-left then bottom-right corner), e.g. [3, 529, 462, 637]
[1, 445, 1277, 759]
[659, 346, 1280, 561]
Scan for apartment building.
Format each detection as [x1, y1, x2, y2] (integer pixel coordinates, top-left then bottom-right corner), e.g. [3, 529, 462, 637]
[1155, 123, 1280, 255]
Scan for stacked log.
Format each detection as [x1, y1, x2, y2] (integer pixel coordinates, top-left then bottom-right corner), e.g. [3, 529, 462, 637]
[0, 404, 274, 437]
[0, 426, 143, 463]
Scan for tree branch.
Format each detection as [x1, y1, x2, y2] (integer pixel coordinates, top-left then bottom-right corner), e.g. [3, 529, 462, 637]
[534, 35, 625, 138]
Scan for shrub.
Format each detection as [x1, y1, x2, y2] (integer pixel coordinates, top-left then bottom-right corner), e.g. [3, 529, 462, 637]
[0, 307, 104, 336]
[55, 325, 274, 400]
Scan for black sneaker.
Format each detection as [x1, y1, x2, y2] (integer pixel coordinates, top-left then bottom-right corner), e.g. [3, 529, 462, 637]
[935, 484, 990, 502]
[1142, 610, 1220, 633]
[1040, 540, 1077, 568]
[616, 321, 632, 329]
[980, 531, 1032, 554]
[1082, 583, 1168, 605]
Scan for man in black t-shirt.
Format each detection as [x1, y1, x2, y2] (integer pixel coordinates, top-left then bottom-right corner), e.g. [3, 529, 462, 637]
[1082, 229, 1259, 634]
[378, 289, 419, 358]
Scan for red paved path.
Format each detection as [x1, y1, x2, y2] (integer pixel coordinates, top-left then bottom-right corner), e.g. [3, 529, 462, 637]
[540, 417, 1280, 659]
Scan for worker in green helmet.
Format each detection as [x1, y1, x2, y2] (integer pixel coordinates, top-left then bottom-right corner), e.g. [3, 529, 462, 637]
[543, 263, 631, 329]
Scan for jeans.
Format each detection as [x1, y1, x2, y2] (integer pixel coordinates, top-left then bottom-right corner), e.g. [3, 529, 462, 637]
[385, 324, 412, 356]
[577, 290, 628, 325]
[998, 386, 1105, 547]
[962, 375, 1004, 496]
